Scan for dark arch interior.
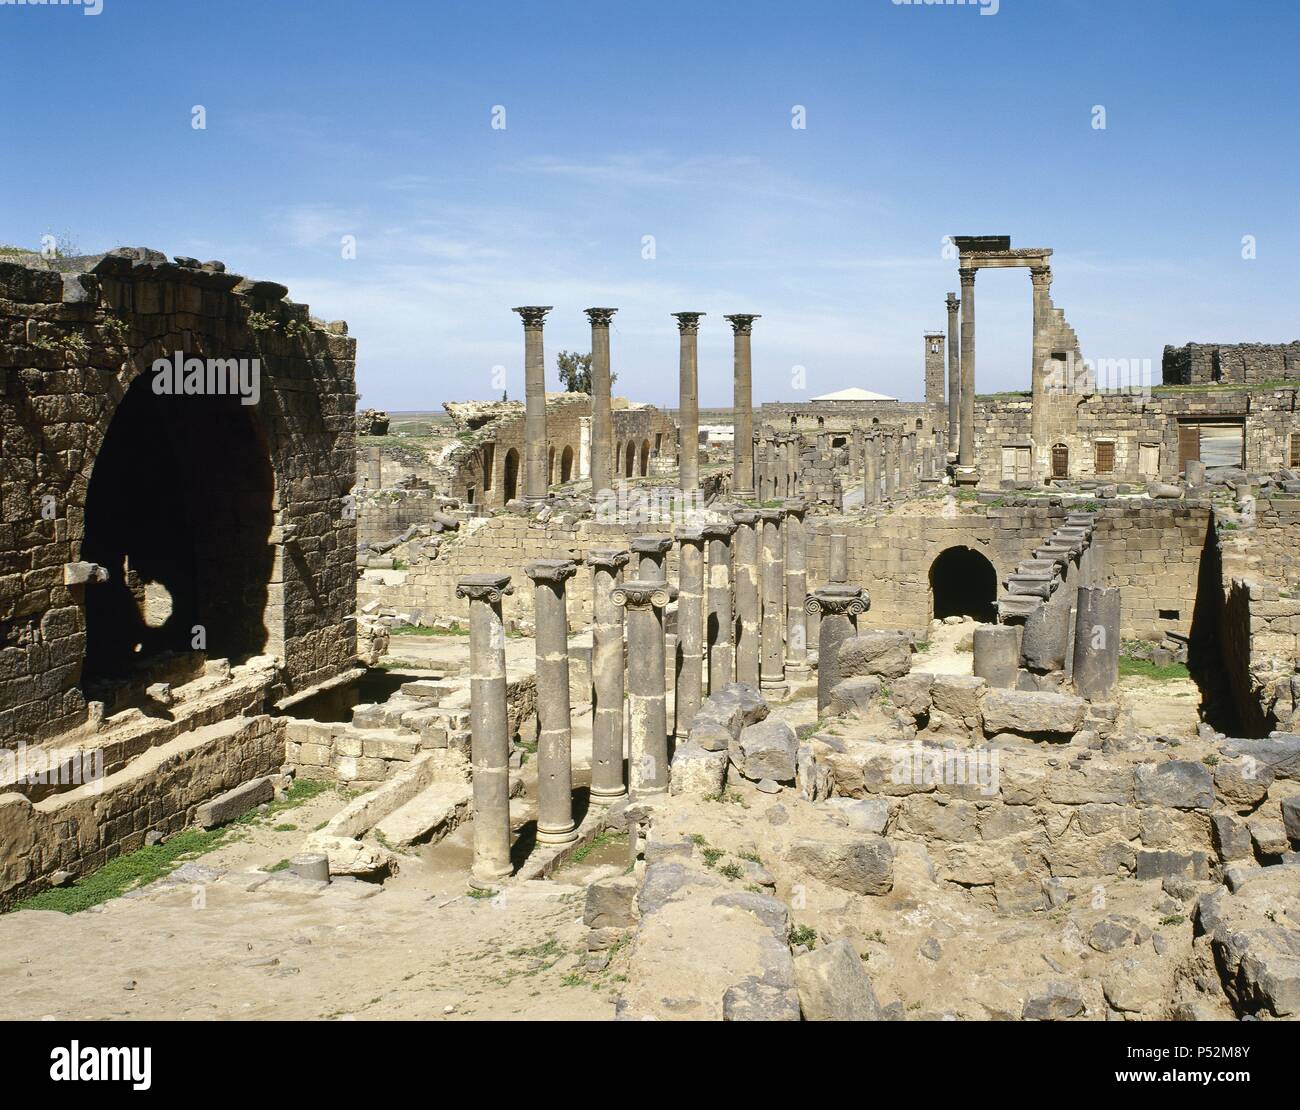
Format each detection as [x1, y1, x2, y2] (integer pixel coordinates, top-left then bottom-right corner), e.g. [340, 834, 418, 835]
[503, 448, 519, 501]
[81, 373, 274, 687]
[930, 546, 997, 623]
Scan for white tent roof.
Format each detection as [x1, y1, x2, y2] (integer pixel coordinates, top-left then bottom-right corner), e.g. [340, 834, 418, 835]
[810, 387, 896, 402]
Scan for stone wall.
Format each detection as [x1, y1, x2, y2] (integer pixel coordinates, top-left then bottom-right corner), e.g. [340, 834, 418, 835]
[973, 387, 1300, 487]
[0, 713, 284, 907]
[1163, 342, 1300, 386]
[0, 248, 358, 745]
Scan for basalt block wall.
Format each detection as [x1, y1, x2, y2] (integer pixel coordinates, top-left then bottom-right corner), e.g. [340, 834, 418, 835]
[1163, 342, 1300, 386]
[0, 248, 358, 744]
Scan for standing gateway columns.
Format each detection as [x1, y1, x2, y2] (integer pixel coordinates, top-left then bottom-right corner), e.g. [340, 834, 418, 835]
[726, 314, 760, 498]
[585, 307, 617, 498]
[946, 291, 961, 455]
[456, 574, 515, 885]
[586, 548, 630, 803]
[674, 312, 704, 492]
[525, 560, 578, 845]
[512, 306, 552, 504]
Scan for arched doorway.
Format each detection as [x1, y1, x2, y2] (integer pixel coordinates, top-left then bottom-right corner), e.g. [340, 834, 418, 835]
[624, 441, 635, 477]
[81, 372, 274, 686]
[639, 439, 650, 476]
[929, 546, 997, 623]
[560, 444, 574, 482]
[503, 448, 520, 501]
[1051, 443, 1070, 480]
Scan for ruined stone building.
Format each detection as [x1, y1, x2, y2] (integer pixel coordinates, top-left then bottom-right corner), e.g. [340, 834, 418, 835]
[437, 393, 677, 509]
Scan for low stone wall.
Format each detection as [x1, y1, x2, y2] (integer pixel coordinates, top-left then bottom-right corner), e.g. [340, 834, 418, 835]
[0, 713, 284, 907]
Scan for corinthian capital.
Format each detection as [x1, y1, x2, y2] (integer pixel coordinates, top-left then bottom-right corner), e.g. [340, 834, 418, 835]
[584, 307, 618, 327]
[958, 268, 977, 287]
[723, 313, 761, 335]
[672, 311, 706, 334]
[512, 306, 552, 327]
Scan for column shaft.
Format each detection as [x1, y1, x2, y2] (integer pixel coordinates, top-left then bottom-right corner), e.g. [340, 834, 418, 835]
[726, 315, 759, 498]
[783, 503, 810, 680]
[514, 306, 553, 503]
[586, 549, 629, 801]
[946, 292, 961, 452]
[674, 313, 703, 491]
[585, 308, 617, 497]
[675, 529, 705, 735]
[759, 509, 786, 693]
[457, 575, 515, 884]
[704, 523, 735, 692]
[731, 509, 761, 687]
[958, 270, 977, 471]
[617, 581, 676, 794]
[525, 560, 577, 844]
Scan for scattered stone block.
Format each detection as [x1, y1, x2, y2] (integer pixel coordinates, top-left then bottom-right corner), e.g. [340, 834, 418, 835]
[837, 631, 912, 680]
[669, 743, 728, 797]
[1134, 761, 1214, 810]
[730, 717, 798, 783]
[195, 776, 274, 829]
[793, 938, 882, 1020]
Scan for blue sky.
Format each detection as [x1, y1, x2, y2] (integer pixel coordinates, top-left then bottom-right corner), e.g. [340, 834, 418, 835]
[2, 0, 1296, 410]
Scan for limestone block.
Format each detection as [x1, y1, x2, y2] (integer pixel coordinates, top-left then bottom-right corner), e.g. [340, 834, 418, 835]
[788, 830, 894, 895]
[836, 631, 912, 680]
[194, 776, 273, 829]
[980, 689, 1086, 738]
[827, 676, 882, 717]
[793, 938, 882, 1021]
[729, 718, 798, 783]
[669, 743, 728, 797]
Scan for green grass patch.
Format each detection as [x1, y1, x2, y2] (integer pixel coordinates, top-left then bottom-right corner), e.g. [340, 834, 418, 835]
[569, 828, 627, 864]
[1118, 655, 1190, 681]
[12, 828, 230, 915]
[789, 924, 818, 949]
[390, 623, 466, 636]
[235, 777, 333, 826]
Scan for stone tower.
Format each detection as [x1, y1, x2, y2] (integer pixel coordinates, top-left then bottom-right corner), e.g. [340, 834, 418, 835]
[924, 332, 946, 408]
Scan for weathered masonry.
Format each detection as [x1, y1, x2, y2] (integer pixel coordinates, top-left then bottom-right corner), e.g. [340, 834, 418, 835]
[0, 247, 358, 744]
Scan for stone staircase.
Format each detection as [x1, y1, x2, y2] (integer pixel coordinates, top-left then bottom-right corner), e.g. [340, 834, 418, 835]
[996, 511, 1097, 622]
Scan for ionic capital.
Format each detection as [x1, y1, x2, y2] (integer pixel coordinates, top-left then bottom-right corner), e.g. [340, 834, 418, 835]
[456, 573, 514, 604]
[805, 585, 869, 617]
[612, 580, 677, 610]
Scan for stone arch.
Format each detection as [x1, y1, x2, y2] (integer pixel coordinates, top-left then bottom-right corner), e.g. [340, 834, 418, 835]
[560, 444, 574, 482]
[639, 439, 650, 476]
[503, 447, 520, 501]
[929, 545, 997, 624]
[624, 440, 636, 477]
[547, 445, 556, 485]
[80, 369, 276, 686]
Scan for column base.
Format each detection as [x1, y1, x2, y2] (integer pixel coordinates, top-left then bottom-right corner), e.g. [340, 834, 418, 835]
[760, 677, 789, 697]
[952, 465, 980, 487]
[469, 866, 512, 889]
[589, 786, 627, 806]
[784, 662, 812, 683]
[536, 823, 578, 846]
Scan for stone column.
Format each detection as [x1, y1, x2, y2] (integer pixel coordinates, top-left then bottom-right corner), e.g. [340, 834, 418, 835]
[366, 445, 382, 489]
[903, 433, 916, 491]
[759, 508, 786, 694]
[674, 528, 705, 735]
[614, 579, 677, 795]
[513, 306, 553, 503]
[1073, 586, 1121, 701]
[864, 438, 880, 506]
[631, 535, 672, 582]
[703, 521, 736, 692]
[807, 585, 868, 712]
[585, 548, 630, 803]
[578, 415, 592, 479]
[726, 314, 760, 499]
[783, 500, 810, 681]
[525, 560, 578, 844]
[731, 508, 762, 687]
[973, 624, 1020, 688]
[673, 312, 704, 492]
[1030, 266, 1053, 481]
[946, 292, 961, 453]
[885, 432, 899, 498]
[585, 307, 617, 497]
[456, 574, 515, 885]
[829, 532, 849, 584]
[850, 429, 863, 482]
[956, 268, 978, 482]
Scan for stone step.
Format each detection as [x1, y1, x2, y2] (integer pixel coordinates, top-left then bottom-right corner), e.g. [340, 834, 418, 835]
[372, 780, 473, 848]
[998, 596, 1043, 619]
